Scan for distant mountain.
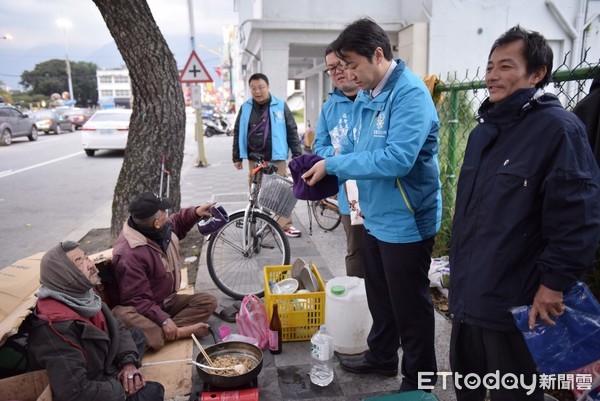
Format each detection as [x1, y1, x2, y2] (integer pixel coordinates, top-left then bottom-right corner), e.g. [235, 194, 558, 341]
[1, 33, 225, 91]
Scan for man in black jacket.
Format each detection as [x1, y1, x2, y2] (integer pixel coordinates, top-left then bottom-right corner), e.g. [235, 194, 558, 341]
[449, 26, 600, 401]
[573, 70, 600, 167]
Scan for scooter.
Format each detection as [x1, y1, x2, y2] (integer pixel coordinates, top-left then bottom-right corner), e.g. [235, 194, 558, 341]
[204, 114, 232, 137]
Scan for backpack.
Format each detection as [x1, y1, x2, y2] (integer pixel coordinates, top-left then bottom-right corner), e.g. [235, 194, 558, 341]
[0, 311, 41, 379]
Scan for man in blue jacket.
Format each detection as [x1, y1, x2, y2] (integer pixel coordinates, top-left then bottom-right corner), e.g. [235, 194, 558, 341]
[449, 26, 600, 401]
[302, 18, 441, 392]
[313, 43, 364, 278]
[232, 73, 303, 237]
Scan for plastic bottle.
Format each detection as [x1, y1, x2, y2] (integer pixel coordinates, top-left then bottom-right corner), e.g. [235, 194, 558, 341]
[309, 324, 334, 386]
[268, 303, 282, 354]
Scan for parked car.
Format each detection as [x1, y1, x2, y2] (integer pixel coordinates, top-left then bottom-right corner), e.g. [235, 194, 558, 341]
[0, 105, 38, 146]
[61, 108, 92, 129]
[81, 108, 132, 156]
[32, 109, 74, 134]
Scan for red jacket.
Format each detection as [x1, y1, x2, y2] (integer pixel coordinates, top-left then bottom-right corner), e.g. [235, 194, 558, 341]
[111, 207, 199, 325]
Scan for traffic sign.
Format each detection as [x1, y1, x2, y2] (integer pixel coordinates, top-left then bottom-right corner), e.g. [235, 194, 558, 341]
[180, 50, 213, 83]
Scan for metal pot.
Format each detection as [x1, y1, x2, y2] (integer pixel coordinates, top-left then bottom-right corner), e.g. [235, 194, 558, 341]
[195, 337, 263, 389]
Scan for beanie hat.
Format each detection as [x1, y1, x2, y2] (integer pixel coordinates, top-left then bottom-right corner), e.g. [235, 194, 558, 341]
[288, 154, 338, 201]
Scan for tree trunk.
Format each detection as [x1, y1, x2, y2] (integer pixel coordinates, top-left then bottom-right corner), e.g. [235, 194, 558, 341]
[92, 0, 186, 238]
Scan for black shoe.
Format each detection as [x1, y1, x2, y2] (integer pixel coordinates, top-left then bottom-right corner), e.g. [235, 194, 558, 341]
[339, 354, 398, 377]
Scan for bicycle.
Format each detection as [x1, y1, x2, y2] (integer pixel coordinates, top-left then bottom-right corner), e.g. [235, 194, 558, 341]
[205, 154, 293, 300]
[310, 195, 342, 231]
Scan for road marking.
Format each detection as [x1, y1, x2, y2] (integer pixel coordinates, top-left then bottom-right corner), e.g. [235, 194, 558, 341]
[0, 152, 82, 179]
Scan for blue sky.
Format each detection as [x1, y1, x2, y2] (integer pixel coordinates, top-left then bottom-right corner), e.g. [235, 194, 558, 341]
[0, 0, 238, 90]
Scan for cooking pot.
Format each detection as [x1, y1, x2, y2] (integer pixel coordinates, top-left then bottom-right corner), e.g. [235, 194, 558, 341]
[195, 329, 263, 389]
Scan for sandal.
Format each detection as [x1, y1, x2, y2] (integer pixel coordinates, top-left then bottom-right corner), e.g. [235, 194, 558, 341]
[212, 301, 241, 323]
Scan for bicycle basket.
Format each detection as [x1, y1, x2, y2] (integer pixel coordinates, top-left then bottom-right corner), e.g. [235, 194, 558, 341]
[257, 173, 298, 218]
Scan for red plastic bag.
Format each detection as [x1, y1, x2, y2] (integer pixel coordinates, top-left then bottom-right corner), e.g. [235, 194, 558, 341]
[236, 294, 269, 350]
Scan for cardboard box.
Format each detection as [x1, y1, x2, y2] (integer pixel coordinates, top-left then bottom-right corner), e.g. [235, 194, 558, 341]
[140, 339, 193, 399]
[0, 369, 52, 401]
[0, 253, 44, 346]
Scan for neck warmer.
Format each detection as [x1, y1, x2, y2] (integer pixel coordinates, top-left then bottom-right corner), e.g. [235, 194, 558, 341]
[36, 286, 102, 318]
[128, 216, 173, 253]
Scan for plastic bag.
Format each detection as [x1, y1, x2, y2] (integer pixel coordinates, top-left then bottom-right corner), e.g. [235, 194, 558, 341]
[344, 180, 363, 225]
[510, 282, 600, 374]
[236, 294, 269, 350]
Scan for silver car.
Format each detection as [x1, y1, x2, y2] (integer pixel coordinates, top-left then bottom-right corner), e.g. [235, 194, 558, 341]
[0, 105, 38, 146]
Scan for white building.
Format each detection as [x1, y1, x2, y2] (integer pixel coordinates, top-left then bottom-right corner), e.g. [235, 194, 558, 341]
[96, 68, 132, 108]
[233, 0, 600, 125]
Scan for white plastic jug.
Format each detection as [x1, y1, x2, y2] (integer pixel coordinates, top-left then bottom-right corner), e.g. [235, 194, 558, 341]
[325, 276, 372, 354]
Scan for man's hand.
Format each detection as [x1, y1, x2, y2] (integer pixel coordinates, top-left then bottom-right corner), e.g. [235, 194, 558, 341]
[234, 161, 243, 170]
[301, 160, 327, 185]
[195, 202, 217, 219]
[528, 284, 565, 329]
[162, 318, 179, 341]
[118, 363, 145, 396]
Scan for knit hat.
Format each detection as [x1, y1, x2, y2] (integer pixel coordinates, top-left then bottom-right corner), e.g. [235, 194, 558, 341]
[129, 192, 174, 219]
[197, 205, 229, 235]
[288, 154, 338, 201]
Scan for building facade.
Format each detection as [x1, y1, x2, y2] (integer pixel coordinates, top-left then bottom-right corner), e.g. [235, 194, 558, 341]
[232, 0, 600, 126]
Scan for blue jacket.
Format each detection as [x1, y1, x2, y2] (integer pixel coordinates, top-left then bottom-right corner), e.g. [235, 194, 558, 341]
[314, 88, 355, 215]
[237, 95, 290, 161]
[325, 60, 442, 243]
[449, 88, 600, 330]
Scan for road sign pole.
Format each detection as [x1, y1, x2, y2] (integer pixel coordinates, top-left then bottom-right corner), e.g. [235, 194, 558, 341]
[195, 108, 208, 167]
[181, 51, 213, 168]
[191, 85, 208, 167]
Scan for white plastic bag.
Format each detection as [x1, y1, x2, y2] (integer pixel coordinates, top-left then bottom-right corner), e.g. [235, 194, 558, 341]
[344, 180, 363, 225]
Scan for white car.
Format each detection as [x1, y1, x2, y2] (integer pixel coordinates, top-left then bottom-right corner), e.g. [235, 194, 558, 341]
[81, 108, 132, 156]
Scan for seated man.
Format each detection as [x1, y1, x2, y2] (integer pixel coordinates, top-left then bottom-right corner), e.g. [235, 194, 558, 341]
[28, 241, 164, 401]
[111, 192, 218, 351]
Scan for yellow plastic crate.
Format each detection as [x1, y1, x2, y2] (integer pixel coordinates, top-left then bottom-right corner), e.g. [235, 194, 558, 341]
[263, 264, 325, 342]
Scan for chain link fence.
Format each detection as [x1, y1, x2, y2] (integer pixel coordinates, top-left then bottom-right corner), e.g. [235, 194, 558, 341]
[432, 55, 600, 257]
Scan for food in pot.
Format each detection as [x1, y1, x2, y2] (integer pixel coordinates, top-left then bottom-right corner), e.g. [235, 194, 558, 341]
[207, 353, 258, 376]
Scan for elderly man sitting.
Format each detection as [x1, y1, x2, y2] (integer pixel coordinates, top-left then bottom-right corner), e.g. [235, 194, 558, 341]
[111, 192, 218, 351]
[27, 241, 164, 401]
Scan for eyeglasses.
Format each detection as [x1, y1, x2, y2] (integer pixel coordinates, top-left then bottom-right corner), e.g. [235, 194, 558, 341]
[325, 64, 348, 76]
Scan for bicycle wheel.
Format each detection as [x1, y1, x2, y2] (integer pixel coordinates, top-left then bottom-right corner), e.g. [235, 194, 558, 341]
[206, 210, 291, 299]
[311, 199, 342, 231]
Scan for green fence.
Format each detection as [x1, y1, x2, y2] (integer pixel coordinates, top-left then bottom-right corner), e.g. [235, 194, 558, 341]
[432, 57, 600, 257]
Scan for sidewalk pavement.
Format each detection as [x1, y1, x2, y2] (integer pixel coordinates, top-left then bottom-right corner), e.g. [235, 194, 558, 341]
[178, 122, 456, 401]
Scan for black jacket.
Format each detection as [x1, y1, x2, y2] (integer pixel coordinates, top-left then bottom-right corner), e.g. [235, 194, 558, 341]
[573, 72, 600, 167]
[449, 88, 600, 330]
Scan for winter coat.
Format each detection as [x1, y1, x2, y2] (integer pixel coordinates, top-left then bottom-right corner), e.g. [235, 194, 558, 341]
[573, 72, 600, 167]
[449, 88, 600, 330]
[314, 88, 355, 215]
[28, 299, 139, 401]
[111, 207, 199, 326]
[325, 60, 442, 243]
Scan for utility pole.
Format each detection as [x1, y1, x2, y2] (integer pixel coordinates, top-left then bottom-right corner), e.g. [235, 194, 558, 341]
[186, 0, 208, 167]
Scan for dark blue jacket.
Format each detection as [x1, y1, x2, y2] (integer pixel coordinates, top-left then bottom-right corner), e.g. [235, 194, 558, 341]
[449, 88, 600, 330]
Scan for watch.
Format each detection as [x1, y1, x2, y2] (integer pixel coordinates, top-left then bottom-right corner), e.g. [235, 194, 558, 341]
[162, 318, 169, 326]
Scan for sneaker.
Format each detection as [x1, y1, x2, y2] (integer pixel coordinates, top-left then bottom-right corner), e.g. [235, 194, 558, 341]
[284, 226, 302, 238]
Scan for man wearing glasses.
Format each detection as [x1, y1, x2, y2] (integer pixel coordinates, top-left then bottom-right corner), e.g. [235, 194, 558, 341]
[313, 44, 364, 278]
[301, 18, 441, 393]
[232, 73, 303, 237]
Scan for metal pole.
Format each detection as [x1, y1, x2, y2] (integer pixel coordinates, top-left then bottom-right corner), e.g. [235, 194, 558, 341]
[61, 26, 74, 103]
[187, 0, 195, 52]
